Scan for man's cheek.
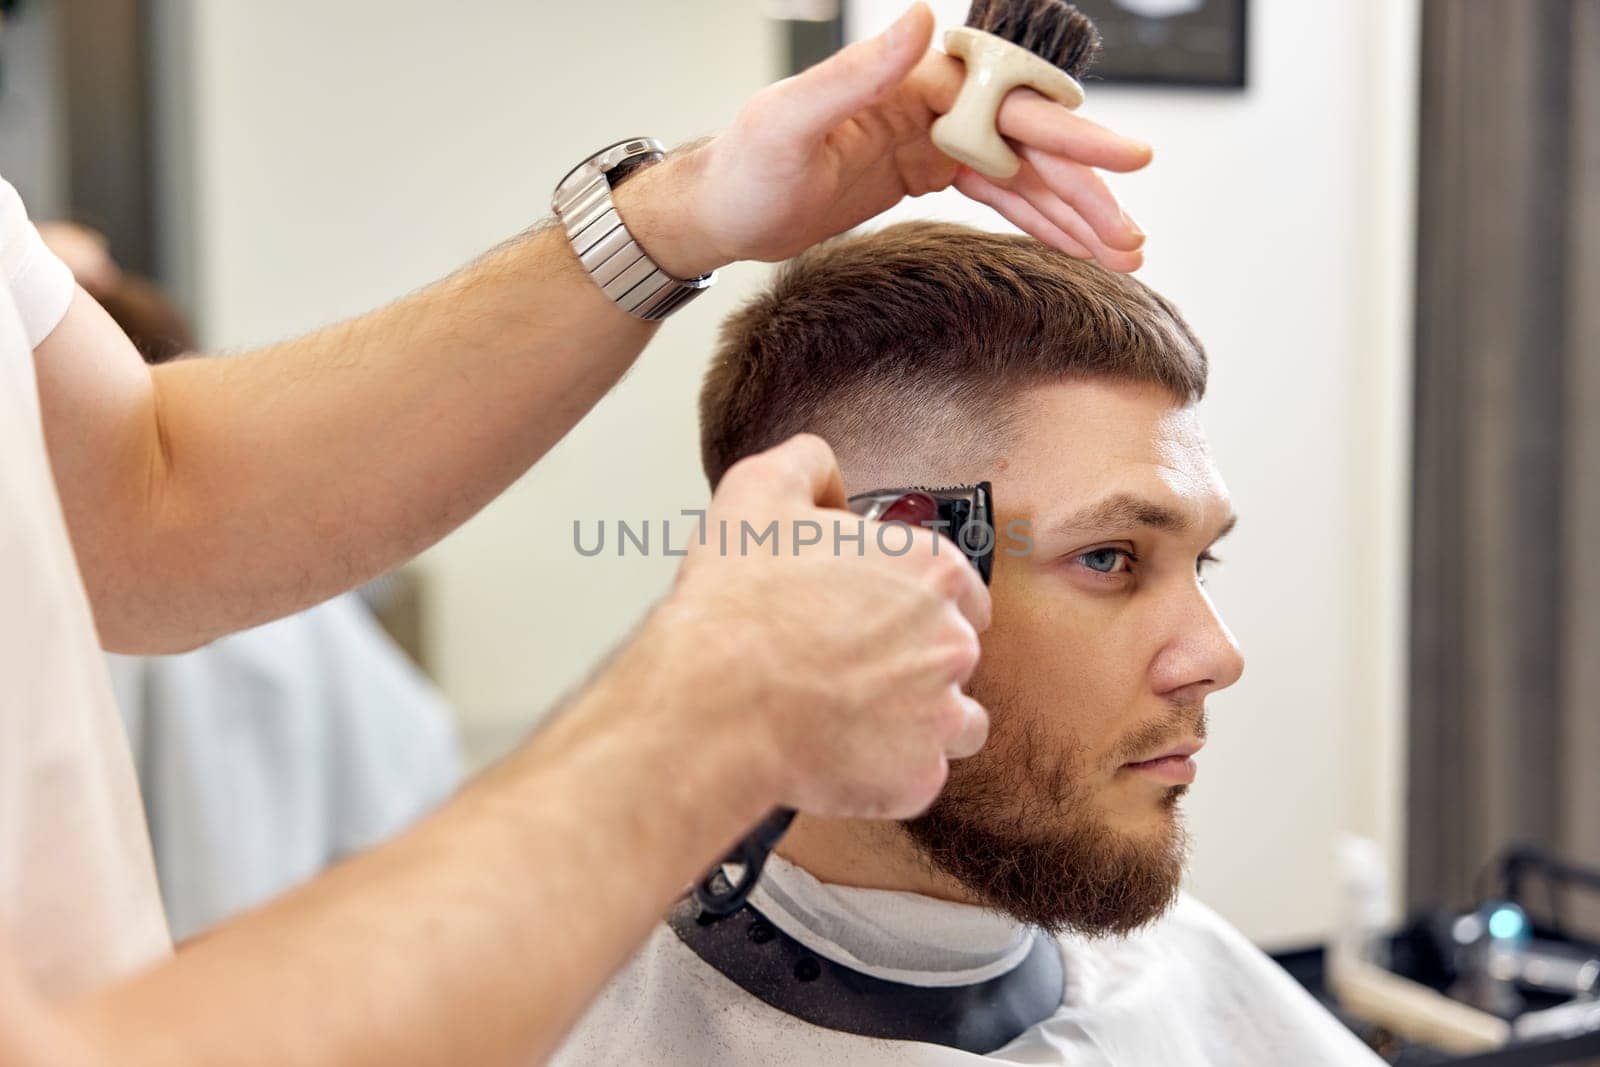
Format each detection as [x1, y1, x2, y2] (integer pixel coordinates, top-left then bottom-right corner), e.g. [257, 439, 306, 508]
[990, 595, 1104, 685]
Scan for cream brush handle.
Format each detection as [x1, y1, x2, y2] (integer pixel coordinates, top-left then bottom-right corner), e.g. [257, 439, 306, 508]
[931, 27, 1086, 181]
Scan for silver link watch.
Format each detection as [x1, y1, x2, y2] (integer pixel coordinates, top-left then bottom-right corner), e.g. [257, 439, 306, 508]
[552, 138, 716, 321]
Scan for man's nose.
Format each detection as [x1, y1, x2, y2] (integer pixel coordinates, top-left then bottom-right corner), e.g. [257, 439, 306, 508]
[1149, 586, 1245, 701]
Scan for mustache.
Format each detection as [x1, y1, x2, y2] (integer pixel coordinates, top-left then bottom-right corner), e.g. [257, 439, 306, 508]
[1110, 702, 1207, 766]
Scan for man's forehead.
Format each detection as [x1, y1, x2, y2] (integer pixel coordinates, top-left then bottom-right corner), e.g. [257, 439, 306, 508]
[996, 379, 1231, 532]
[1030, 489, 1237, 548]
[836, 378, 1225, 512]
[1009, 378, 1208, 451]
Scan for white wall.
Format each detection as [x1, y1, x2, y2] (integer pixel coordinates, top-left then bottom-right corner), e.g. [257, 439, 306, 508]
[848, 0, 1418, 949]
[173, 0, 1414, 950]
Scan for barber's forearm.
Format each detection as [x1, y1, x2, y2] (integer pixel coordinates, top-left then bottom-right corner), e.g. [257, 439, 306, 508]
[67, 613, 776, 1066]
[130, 223, 652, 650]
[41, 161, 712, 653]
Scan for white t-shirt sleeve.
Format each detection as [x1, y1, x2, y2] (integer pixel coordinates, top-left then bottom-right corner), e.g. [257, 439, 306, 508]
[0, 177, 76, 348]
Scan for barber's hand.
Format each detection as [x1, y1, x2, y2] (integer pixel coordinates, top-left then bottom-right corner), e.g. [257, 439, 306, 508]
[657, 434, 991, 821]
[619, 2, 1151, 278]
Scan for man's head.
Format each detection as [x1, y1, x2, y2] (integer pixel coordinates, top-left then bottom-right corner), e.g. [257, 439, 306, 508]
[701, 221, 1243, 938]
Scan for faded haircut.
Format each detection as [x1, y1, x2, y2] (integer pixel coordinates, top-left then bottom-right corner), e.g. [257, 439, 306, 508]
[698, 220, 1208, 487]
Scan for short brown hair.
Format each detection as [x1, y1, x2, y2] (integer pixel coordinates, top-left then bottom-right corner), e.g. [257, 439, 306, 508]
[699, 221, 1208, 486]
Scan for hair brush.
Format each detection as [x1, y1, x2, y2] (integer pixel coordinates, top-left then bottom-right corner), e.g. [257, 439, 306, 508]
[930, 0, 1102, 180]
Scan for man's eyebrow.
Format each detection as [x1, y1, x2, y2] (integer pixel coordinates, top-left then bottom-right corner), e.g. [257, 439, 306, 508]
[1047, 493, 1239, 540]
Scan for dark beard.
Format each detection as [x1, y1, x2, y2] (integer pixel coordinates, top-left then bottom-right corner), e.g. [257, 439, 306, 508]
[901, 706, 1194, 938]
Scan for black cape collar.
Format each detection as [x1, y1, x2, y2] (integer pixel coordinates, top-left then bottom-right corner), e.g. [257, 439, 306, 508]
[666, 883, 1064, 1055]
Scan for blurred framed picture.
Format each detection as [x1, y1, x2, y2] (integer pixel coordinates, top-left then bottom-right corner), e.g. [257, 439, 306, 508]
[792, 1, 1246, 89]
[774, 0, 844, 76]
[1068, 0, 1248, 89]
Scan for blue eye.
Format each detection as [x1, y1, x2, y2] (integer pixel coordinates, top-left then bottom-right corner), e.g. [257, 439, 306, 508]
[1078, 548, 1130, 574]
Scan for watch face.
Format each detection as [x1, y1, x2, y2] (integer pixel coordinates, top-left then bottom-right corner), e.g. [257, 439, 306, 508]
[555, 138, 665, 202]
[595, 137, 664, 171]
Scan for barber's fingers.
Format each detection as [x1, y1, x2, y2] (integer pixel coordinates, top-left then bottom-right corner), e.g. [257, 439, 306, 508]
[957, 167, 1144, 272]
[928, 548, 993, 636]
[944, 691, 991, 760]
[996, 88, 1153, 174]
[1006, 157, 1145, 272]
[954, 169, 1095, 260]
[759, 3, 934, 152]
[1018, 145, 1144, 254]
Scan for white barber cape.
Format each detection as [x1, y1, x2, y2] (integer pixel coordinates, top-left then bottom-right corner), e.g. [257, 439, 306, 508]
[106, 593, 462, 940]
[0, 176, 170, 994]
[552, 855, 1383, 1065]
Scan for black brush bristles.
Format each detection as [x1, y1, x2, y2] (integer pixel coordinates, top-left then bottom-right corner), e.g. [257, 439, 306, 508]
[964, 0, 1102, 79]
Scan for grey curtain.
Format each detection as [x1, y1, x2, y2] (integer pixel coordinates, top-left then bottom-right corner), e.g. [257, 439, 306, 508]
[1409, 0, 1600, 923]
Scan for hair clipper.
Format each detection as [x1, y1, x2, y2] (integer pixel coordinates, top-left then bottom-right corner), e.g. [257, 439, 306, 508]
[692, 482, 995, 917]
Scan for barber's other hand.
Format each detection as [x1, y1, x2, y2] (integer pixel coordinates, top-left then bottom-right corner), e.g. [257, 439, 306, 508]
[619, 2, 1151, 278]
[656, 434, 991, 821]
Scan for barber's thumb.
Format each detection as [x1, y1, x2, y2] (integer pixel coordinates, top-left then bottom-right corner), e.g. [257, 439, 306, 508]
[778, 3, 933, 138]
[945, 692, 991, 760]
[770, 433, 846, 509]
[877, 2, 935, 62]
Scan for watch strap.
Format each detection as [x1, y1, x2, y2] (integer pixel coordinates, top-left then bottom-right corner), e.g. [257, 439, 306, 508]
[553, 141, 715, 321]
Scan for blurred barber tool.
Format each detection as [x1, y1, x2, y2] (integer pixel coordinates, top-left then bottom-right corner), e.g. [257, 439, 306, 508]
[1448, 900, 1531, 1019]
[1334, 836, 1394, 972]
[692, 483, 995, 918]
[930, 0, 1100, 180]
[1325, 842, 1600, 1059]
